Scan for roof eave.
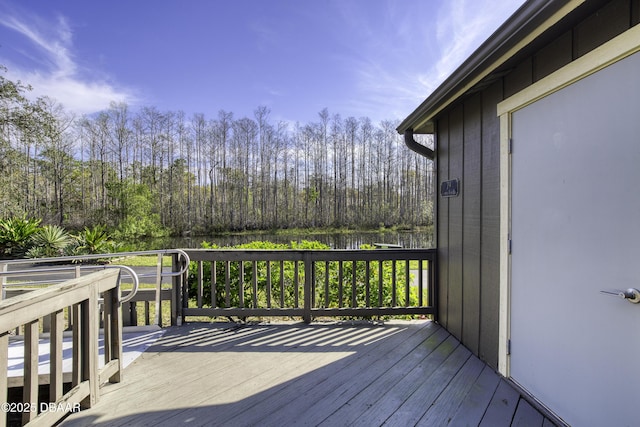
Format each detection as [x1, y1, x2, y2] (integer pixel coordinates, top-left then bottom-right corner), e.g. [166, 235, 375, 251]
[397, 0, 578, 135]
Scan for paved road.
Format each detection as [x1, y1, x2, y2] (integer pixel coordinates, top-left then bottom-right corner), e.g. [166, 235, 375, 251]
[2, 264, 164, 286]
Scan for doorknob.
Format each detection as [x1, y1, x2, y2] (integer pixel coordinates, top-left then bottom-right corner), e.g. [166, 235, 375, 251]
[600, 288, 640, 304]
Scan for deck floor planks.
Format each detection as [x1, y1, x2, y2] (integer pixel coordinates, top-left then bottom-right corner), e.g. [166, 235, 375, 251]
[65, 324, 350, 425]
[225, 321, 439, 427]
[416, 355, 486, 426]
[511, 398, 544, 427]
[62, 321, 431, 427]
[164, 323, 421, 427]
[100, 324, 395, 426]
[330, 332, 457, 427]
[479, 379, 521, 427]
[380, 343, 473, 426]
[59, 320, 556, 427]
[95, 326, 303, 403]
[444, 364, 502, 426]
[316, 327, 452, 427]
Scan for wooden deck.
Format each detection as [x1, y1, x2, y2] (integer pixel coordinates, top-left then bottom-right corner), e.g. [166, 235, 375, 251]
[60, 320, 556, 427]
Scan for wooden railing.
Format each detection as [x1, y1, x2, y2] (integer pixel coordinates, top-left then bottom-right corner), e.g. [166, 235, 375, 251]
[179, 249, 437, 323]
[1, 249, 190, 328]
[122, 288, 173, 327]
[0, 270, 122, 427]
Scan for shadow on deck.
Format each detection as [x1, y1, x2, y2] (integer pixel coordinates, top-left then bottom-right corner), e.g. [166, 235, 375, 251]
[61, 320, 555, 427]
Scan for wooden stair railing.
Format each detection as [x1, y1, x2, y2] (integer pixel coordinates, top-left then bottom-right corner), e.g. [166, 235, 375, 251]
[0, 269, 122, 427]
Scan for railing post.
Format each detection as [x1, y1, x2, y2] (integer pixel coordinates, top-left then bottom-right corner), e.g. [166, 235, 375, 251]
[0, 262, 6, 302]
[430, 250, 439, 322]
[50, 309, 65, 399]
[0, 333, 7, 427]
[154, 253, 163, 326]
[105, 276, 123, 383]
[303, 252, 312, 324]
[172, 253, 182, 326]
[89, 284, 100, 405]
[80, 285, 100, 408]
[72, 304, 81, 386]
[22, 320, 38, 424]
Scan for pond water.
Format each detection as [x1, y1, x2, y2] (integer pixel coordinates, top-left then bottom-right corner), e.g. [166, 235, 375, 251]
[139, 230, 434, 250]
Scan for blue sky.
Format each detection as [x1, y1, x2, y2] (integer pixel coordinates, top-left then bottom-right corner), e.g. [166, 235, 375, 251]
[0, 0, 525, 125]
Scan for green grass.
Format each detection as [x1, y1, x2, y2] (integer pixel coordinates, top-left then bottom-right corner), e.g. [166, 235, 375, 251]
[118, 254, 173, 267]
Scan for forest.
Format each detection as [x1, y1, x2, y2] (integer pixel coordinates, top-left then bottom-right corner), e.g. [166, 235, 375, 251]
[0, 67, 434, 238]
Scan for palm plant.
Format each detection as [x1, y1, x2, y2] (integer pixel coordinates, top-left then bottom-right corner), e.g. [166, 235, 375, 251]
[26, 225, 73, 258]
[0, 216, 42, 258]
[71, 225, 116, 256]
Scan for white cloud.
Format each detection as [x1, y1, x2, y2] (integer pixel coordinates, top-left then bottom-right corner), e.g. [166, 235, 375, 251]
[432, 0, 512, 84]
[0, 10, 138, 115]
[347, 0, 524, 122]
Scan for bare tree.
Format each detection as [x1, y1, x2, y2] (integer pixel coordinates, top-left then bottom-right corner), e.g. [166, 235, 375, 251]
[38, 98, 76, 225]
[1, 68, 435, 234]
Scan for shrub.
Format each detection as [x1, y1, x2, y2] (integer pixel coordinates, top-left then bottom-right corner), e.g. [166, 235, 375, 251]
[189, 240, 292, 308]
[187, 240, 417, 315]
[26, 225, 73, 258]
[0, 216, 41, 258]
[67, 225, 117, 258]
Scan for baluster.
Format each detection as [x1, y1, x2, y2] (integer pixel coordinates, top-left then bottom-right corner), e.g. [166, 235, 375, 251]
[225, 261, 231, 308]
[392, 260, 397, 307]
[405, 259, 410, 307]
[50, 309, 64, 402]
[279, 261, 285, 308]
[266, 261, 272, 308]
[324, 261, 330, 308]
[197, 261, 203, 309]
[418, 259, 424, 306]
[72, 303, 81, 387]
[378, 261, 384, 307]
[252, 261, 258, 309]
[338, 261, 344, 308]
[239, 261, 245, 309]
[351, 260, 357, 308]
[23, 320, 39, 424]
[365, 261, 371, 308]
[294, 261, 299, 308]
[211, 261, 217, 308]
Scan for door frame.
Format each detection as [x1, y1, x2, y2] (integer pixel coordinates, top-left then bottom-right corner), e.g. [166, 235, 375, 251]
[496, 23, 640, 377]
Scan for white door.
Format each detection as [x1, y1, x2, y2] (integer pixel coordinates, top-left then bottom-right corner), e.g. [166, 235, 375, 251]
[509, 51, 640, 426]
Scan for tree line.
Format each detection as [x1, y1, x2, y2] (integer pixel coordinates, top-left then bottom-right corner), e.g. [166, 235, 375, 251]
[0, 68, 434, 237]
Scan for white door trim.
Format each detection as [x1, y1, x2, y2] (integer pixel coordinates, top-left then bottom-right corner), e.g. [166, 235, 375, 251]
[497, 23, 640, 377]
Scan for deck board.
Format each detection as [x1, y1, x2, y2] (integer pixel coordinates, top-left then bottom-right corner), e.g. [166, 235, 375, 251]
[317, 328, 451, 427]
[512, 399, 545, 427]
[445, 365, 502, 426]
[60, 320, 557, 426]
[479, 379, 522, 427]
[380, 342, 472, 426]
[416, 356, 486, 426]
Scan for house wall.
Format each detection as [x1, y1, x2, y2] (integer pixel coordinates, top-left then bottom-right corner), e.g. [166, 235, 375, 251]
[434, 0, 640, 369]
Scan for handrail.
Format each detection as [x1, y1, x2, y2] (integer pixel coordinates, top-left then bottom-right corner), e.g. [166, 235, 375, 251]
[0, 249, 190, 306]
[0, 265, 139, 303]
[0, 248, 190, 276]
